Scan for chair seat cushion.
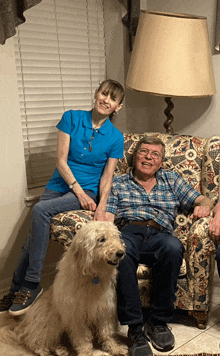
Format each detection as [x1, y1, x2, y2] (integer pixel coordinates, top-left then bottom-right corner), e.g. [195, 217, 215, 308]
[50, 210, 94, 249]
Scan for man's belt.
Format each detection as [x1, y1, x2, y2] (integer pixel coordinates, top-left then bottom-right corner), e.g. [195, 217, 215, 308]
[114, 218, 164, 231]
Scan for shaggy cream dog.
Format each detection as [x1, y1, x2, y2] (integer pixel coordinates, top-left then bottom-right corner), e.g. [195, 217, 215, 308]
[1, 221, 128, 356]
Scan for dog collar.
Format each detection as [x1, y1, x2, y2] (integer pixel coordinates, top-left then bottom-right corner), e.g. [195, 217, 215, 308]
[92, 276, 99, 284]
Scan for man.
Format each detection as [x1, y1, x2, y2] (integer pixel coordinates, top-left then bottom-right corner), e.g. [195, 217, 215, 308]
[105, 137, 213, 356]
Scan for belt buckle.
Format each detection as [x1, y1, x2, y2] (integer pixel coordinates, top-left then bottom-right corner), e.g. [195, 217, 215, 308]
[118, 218, 128, 228]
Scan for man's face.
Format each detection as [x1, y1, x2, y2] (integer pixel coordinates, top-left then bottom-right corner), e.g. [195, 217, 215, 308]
[134, 143, 163, 178]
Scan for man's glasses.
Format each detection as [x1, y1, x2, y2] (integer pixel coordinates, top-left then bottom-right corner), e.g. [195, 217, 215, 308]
[137, 149, 162, 160]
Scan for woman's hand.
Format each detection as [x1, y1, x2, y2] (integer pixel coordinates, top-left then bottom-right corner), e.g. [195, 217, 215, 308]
[94, 207, 107, 221]
[191, 195, 213, 220]
[190, 205, 211, 220]
[209, 211, 220, 244]
[93, 158, 119, 221]
[77, 192, 97, 211]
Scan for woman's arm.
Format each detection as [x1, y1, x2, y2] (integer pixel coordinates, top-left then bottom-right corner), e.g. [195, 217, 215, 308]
[190, 195, 214, 219]
[94, 157, 118, 221]
[191, 195, 220, 244]
[56, 130, 97, 211]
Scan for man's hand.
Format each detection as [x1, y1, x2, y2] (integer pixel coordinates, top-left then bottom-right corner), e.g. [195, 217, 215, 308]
[105, 212, 115, 223]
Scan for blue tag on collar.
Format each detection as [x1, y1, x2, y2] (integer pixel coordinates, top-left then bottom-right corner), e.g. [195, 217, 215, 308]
[92, 277, 99, 284]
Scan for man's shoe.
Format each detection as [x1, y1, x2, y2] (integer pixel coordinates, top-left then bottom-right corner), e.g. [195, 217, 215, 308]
[128, 328, 153, 356]
[9, 285, 43, 316]
[144, 320, 175, 352]
[0, 292, 15, 313]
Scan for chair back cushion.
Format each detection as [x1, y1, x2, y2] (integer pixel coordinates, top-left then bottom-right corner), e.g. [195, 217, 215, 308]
[201, 136, 220, 204]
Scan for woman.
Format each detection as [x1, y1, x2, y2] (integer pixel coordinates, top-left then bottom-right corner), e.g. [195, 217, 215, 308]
[0, 79, 125, 315]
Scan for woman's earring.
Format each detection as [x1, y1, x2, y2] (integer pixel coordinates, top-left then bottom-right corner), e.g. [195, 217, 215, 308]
[114, 111, 118, 115]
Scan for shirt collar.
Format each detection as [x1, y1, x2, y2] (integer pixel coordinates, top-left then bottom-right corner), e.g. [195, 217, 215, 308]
[83, 110, 112, 135]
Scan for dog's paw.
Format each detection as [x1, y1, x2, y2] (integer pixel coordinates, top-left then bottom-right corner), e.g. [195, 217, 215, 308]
[112, 344, 129, 356]
[34, 349, 53, 356]
[54, 346, 69, 356]
[34, 346, 69, 356]
[92, 351, 109, 356]
[104, 343, 129, 356]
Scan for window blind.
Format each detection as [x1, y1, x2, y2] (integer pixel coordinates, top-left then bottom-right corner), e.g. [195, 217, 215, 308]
[14, 0, 106, 189]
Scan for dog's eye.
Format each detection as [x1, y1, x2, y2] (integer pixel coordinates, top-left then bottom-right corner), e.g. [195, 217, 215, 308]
[98, 237, 106, 243]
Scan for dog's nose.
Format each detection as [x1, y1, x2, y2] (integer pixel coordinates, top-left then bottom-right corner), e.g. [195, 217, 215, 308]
[116, 250, 125, 258]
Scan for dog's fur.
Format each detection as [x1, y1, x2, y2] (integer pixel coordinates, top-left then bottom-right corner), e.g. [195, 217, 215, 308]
[0, 221, 128, 356]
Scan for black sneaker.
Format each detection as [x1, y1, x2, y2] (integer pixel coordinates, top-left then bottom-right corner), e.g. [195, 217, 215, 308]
[128, 328, 153, 356]
[144, 320, 175, 352]
[9, 285, 43, 316]
[0, 292, 15, 313]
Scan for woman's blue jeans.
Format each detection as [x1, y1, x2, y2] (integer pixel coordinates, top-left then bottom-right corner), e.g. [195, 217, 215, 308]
[117, 225, 185, 325]
[10, 189, 97, 293]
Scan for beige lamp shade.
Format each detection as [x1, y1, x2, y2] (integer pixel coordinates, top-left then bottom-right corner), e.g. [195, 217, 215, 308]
[126, 11, 216, 97]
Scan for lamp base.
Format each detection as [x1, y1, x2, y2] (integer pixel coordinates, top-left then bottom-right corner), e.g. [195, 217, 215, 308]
[164, 97, 174, 134]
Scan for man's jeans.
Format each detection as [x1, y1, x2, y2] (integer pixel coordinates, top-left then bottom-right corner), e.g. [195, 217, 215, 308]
[117, 225, 185, 325]
[10, 189, 97, 293]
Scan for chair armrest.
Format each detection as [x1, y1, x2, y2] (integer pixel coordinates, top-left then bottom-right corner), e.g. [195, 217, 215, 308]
[187, 216, 216, 259]
[184, 216, 216, 309]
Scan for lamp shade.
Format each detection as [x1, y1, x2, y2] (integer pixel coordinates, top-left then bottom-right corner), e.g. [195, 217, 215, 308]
[126, 11, 216, 97]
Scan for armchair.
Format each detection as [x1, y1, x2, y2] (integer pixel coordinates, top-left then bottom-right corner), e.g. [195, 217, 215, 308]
[50, 132, 220, 329]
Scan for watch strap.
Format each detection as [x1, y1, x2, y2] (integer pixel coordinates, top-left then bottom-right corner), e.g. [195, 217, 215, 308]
[69, 180, 77, 189]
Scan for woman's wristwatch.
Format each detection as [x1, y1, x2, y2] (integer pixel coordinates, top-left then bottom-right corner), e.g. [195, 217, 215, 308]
[69, 180, 77, 189]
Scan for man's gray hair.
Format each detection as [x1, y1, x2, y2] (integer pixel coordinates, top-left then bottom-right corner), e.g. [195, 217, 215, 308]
[132, 136, 166, 167]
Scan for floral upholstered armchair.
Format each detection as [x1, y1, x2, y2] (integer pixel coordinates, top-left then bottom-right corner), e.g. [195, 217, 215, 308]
[50, 132, 220, 329]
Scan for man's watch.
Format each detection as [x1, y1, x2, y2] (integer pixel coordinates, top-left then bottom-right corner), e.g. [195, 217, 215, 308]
[69, 180, 77, 189]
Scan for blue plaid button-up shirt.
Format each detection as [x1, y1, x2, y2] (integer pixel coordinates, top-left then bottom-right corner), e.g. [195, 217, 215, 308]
[106, 169, 201, 233]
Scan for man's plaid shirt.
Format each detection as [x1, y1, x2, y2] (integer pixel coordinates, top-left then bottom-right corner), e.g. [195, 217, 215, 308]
[106, 169, 201, 233]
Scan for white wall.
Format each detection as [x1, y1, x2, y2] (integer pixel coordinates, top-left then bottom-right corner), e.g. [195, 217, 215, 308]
[103, 0, 127, 131]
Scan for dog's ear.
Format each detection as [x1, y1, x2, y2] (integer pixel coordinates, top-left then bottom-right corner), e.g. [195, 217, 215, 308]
[68, 223, 89, 253]
[68, 223, 97, 275]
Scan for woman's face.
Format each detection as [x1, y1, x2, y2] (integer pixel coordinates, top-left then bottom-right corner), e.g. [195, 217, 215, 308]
[94, 85, 123, 117]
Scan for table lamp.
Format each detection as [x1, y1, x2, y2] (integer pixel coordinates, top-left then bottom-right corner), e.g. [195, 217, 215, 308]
[126, 10, 216, 133]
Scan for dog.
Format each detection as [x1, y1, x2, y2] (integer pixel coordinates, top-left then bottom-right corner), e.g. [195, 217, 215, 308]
[0, 221, 128, 356]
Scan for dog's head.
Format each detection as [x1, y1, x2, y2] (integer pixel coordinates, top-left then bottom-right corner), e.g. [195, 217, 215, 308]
[69, 221, 125, 276]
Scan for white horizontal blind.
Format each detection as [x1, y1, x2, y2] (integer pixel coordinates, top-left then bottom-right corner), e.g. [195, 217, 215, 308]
[14, 0, 106, 188]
